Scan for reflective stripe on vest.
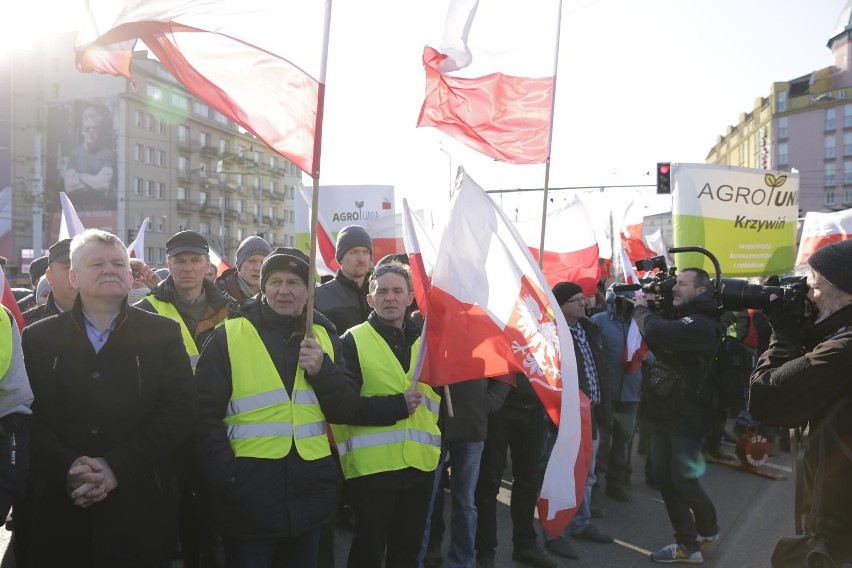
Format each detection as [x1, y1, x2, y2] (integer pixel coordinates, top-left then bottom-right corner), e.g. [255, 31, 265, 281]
[0, 309, 11, 379]
[145, 297, 201, 371]
[330, 322, 440, 479]
[224, 318, 333, 460]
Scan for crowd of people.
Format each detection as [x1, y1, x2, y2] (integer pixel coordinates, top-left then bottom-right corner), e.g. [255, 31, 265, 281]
[0, 225, 849, 568]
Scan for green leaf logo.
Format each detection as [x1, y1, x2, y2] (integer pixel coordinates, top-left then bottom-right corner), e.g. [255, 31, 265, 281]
[764, 174, 787, 188]
[355, 200, 364, 208]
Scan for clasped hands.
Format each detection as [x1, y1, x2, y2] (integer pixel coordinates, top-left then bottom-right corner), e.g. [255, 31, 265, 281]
[66, 456, 118, 508]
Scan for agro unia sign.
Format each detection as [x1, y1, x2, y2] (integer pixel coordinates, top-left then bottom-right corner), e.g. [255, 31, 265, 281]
[295, 184, 396, 252]
[672, 163, 798, 277]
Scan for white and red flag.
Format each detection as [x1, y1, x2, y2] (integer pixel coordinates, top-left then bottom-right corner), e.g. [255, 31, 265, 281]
[414, 170, 589, 535]
[401, 199, 439, 317]
[76, 0, 331, 177]
[58, 192, 86, 241]
[127, 217, 149, 261]
[621, 199, 658, 265]
[417, 0, 561, 164]
[0, 267, 25, 331]
[208, 249, 232, 279]
[513, 196, 601, 294]
[297, 183, 340, 277]
[795, 208, 852, 266]
[617, 245, 649, 371]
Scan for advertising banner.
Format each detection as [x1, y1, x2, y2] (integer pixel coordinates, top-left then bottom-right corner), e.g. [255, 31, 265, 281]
[672, 163, 798, 277]
[0, 64, 12, 261]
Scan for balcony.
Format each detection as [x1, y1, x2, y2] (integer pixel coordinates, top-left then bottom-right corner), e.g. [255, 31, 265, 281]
[199, 203, 221, 216]
[225, 209, 239, 220]
[177, 139, 198, 152]
[176, 200, 200, 213]
[200, 145, 220, 158]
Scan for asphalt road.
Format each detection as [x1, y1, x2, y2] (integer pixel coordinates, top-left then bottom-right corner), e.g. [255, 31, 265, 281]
[0, 437, 794, 567]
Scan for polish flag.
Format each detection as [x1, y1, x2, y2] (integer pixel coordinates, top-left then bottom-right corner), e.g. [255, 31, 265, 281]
[76, 0, 331, 177]
[621, 200, 658, 265]
[414, 170, 588, 534]
[58, 192, 86, 240]
[401, 199, 438, 317]
[209, 249, 232, 278]
[618, 246, 650, 371]
[417, 0, 561, 164]
[364, 214, 406, 262]
[795, 209, 852, 266]
[0, 267, 25, 332]
[514, 196, 601, 295]
[127, 217, 149, 261]
[297, 183, 340, 276]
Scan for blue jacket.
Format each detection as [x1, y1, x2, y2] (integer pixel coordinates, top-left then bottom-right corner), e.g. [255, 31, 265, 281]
[590, 310, 647, 403]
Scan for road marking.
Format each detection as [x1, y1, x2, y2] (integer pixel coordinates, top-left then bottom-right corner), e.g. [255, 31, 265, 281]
[762, 461, 793, 473]
[614, 539, 652, 556]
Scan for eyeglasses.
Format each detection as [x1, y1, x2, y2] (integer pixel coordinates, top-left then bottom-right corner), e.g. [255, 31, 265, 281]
[371, 264, 409, 278]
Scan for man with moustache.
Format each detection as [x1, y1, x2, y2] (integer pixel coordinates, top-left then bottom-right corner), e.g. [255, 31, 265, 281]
[21, 229, 195, 567]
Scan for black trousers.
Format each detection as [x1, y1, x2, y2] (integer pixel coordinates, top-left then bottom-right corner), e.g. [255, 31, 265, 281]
[475, 404, 547, 557]
[346, 471, 434, 568]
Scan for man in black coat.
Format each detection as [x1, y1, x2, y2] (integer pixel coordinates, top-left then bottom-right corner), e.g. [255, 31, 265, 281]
[21, 229, 196, 568]
[630, 268, 721, 564]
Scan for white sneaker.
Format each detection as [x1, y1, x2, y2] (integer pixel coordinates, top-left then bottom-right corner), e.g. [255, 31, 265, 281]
[697, 532, 719, 551]
[650, 543, 704, 564]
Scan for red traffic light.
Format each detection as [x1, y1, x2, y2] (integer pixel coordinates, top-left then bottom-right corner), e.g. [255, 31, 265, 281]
[659, 164, 670, 175]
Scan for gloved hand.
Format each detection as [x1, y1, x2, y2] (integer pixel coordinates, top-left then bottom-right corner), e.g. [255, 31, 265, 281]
[763, 297, 803, 338]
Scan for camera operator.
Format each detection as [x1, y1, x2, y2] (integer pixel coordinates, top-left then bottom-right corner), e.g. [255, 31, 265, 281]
[629, 268, 721, 564]
[749, 241, 852, 566]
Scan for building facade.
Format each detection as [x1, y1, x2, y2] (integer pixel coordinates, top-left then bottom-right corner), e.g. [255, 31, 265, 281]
[706, 3, 852, 215]
[3, 33, 299, 282]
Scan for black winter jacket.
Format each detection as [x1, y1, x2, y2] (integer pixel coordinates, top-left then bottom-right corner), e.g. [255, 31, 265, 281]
[749, 303, 852, 560]
[22, 291, 63, 327]
[314, 270, 372, 335]
[21, 298, 196, 567]
[195, 297, 362, 539]
[633, 292, 722, 436]
[571, 317, 613, 437]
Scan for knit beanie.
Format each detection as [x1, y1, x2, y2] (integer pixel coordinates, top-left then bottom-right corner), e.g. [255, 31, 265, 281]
[36, 275, 52, 299]
[335, 225, 373, 263]
[261, 250, 310, 290]
[552, 281, 583, 306]
[808, 238, 852, 293]
[236, 236, 273, 269]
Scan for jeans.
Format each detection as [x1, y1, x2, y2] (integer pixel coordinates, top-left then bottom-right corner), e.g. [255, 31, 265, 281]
[606, 401, 639, 490]
[223, 529, 320, 568]
[649, 429, 718, 546]
[419, 441, 485, 568]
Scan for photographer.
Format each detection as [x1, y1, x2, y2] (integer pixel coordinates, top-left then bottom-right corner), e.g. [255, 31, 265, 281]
[630, 268, 721, 564]
[749, 241, 852, 566]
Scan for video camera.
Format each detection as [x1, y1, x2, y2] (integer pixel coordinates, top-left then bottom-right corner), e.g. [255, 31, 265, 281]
[612, 247, 812, 321]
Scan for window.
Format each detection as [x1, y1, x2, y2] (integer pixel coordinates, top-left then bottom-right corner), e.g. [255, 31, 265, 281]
[146, 180, 154, 197]
[134, 110, 143, 127]
[289, 210, 295, 223]
[146, 147, 155, 163]
[844, 161, 852, 184]
[157, 248, 165, 264]
[777, 116, 788, 139]
[147, 83, 164, 101]
[269, 156, 277, 169]
[172, 93, 189, 110]
[846, 189, 852, 204]
[178, 156, 189, 173]
[157, 150, 166, 167]
[199, 190, 208, 205]
[178, 125, 189, 142]
[213, 110, 229, 125]
[826, 191, 836, 205]
[157, 182, 165, 199]
[254, 203, 260, 216]
[177, 187, 188, 201]
[268, 207, 276, 220]
[267, 232, 275, 244]
[134, 178, 143, 195]
[178, 218, 189, 232]
[146, 218, 153, 231]
[845, 104, 852, 128]
[199, 131, 211, 148]
[775, 91, 787, 113]
[158, 217, 166, 233]
[193, 100, 209, 117]
[270, 181, 277, 194]
[237, 199, 245, 213]
[159, 120, 166, 135]
[134, 144, 144, 161]
[237, 228, 246, 241]
[236, 173, 245, 187]
[199, 221, 211, 235]
[146, 246, 155, 261]
[219, 138, 230, 154]
[845, 133, 852, 157]
[826, 108, 836, 130]
[826, 136, 837, 159]
[145, 114, 154, 131]
[826, 163, 836, 186]
[254, 177, 261, 190]
[777, 143, 788, 165]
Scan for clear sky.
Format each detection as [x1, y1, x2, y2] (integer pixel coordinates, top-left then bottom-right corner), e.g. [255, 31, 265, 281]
[3, 0, 849, 219]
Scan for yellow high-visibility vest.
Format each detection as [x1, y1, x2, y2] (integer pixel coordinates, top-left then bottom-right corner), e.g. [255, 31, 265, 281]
[145, 297, 202, 371]
[224, 318, 333, 460]
[331, 322, 440, 480]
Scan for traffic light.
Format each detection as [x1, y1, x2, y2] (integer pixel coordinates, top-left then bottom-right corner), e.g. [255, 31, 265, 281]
[656, 162, 672, 194]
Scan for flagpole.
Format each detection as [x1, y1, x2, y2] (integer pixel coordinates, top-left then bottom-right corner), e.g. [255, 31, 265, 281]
[537, 0, 562, 268]
[304, 0, 333, 339]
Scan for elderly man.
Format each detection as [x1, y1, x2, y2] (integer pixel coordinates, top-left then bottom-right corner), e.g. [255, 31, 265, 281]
[23, 239, 78, 326]
[195, 248, 362, 567]
[21, 229, 195, 567]
[333, 262, 439, 568]
[215, 235, 272, 301]
[750, 241, 852, 565]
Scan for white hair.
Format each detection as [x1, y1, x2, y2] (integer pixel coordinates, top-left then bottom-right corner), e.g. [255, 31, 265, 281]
[70, 229, 129, 271]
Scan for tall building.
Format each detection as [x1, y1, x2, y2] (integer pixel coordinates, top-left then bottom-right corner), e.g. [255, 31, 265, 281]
[706, 2, 852, 215]
[2, 33, 298, 281]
